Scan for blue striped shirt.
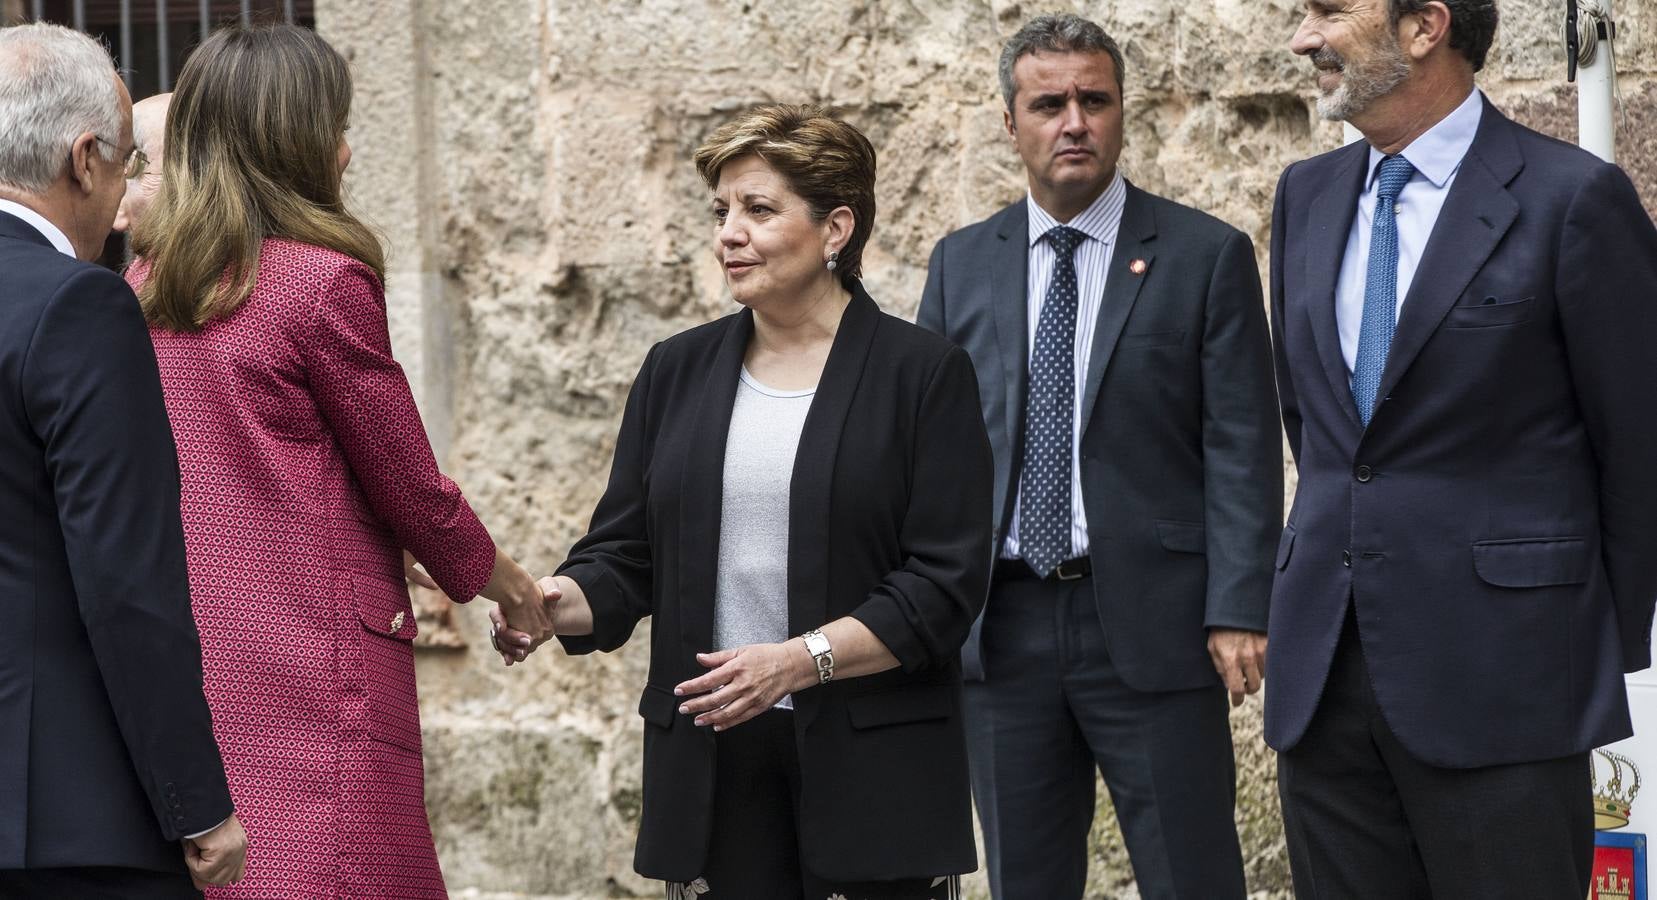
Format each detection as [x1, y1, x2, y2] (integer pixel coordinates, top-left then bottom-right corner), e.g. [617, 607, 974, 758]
[1004, 171, 1128, 561]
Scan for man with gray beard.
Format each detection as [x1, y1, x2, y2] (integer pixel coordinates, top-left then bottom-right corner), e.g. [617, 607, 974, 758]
[1267, 1, 1657, 896]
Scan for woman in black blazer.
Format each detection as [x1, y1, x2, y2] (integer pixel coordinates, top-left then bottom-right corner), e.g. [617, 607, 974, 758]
[493, 105, 992, 899]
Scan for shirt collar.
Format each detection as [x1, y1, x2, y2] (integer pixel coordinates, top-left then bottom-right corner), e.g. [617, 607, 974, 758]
[1027, 169, 1127, 248]
[1366, 88, 1484, 191]
[0, 198, 77, 258]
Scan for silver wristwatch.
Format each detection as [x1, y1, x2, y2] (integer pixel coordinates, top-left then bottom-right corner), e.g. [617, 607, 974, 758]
[801, 629, 835, 685]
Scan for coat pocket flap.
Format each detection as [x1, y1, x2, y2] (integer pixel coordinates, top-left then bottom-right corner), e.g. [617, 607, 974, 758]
[353, 571, 418, 641]
[1472, 538, 1590, 588]
[1445, 296, 1533, 328]
[1275, 525, 1297, 571]
[846, 684, 956, 729]
[637, 684, 679, 729]
[1155, 520, 1207, 554]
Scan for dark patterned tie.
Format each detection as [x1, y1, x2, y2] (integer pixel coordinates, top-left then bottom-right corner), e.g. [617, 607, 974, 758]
[1019, 225, 1085, 576]
[1352, 154, 1416, 426]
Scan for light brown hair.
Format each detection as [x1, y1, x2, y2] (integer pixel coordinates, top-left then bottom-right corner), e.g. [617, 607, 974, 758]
[135, 24, 383, 331]
[692, 104, 876, 289]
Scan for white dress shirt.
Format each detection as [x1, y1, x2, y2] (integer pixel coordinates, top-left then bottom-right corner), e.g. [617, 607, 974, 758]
[1336, 88, 1484, 373]
[1004, 171, 1127, 561]
[0, 198, 76, 258]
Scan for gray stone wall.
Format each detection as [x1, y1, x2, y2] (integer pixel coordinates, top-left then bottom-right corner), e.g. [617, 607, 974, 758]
[315, 1, 1657, 896]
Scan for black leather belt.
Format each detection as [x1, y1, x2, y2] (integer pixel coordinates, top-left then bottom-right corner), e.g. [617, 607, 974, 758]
[994, 556, 1092, 583]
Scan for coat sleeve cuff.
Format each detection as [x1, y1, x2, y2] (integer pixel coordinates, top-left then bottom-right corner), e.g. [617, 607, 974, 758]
[848, 597, 928, 673]
[554, 562, 631, 654]
[152, 775, 235, 842]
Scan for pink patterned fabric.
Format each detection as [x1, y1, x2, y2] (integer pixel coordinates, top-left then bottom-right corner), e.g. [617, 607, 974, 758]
[131, 239, 496, 899]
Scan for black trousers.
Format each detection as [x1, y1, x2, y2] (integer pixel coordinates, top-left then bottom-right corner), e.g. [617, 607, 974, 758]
[1278, 611, 1593, 899]
[962, 573, 1246, 899]
[0, 866, 197, 899]
[682, 708, 960, 900]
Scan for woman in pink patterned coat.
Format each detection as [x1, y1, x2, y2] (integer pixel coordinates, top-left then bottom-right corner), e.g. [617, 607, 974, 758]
[125, 25, 554, 898]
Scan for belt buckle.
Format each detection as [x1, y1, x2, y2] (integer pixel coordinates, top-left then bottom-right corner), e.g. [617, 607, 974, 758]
[1053, 560, 1084, 581]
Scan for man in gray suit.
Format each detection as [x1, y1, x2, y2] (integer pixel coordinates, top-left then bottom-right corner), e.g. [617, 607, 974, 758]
[917, 14, 1281, 899]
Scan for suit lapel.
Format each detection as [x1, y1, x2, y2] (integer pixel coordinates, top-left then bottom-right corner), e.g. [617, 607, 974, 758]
[788, 286, 876, 638]
[787, 287, 876, 728]
[1302, 142, 1370, 429]
[676, 311, 751, 652]
[1078, 185, 1155, 437]
[1373, 104, 1521, 409]
[990, 202, 1030, 449]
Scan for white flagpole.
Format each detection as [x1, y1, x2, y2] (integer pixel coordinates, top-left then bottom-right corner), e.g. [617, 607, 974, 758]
[1573, 0, 1618, 163]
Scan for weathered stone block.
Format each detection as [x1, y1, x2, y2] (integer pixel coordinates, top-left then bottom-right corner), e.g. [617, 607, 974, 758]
[312, 0, 1657, 895]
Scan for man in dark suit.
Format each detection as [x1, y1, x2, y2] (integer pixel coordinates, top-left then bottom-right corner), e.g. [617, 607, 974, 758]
[917, 14, 1281, 899]
[0, 23, 245, 899]
[1268, 1, 1657, 895]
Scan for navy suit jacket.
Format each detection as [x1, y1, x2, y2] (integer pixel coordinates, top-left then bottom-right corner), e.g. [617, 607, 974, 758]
[1266, 100, 1657, 768]
[0, 211, 231, 871]
[920, 184, 1283, 692]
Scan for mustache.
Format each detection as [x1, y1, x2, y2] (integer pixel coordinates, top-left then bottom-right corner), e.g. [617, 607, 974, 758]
[1311, 47, 1345, 69]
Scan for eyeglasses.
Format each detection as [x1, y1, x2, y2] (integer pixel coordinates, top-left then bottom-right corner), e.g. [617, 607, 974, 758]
[93, 136, 151, 181]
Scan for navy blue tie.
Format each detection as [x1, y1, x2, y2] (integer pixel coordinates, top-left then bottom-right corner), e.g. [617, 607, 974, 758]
[1020, 225, 1085, 576]
[1352, 155, 1415, 426]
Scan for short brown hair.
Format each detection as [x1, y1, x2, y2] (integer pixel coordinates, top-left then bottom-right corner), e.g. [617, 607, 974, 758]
[693, 104, 876, 289]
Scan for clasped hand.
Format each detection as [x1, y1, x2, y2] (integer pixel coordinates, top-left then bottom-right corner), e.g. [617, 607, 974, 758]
[183, 812, 248, 890]
[488, 576, 562, 665]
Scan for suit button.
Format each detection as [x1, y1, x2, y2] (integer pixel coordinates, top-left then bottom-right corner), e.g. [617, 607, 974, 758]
[1355, 465, 1372, 482]
[1342, 550, 1352, 567]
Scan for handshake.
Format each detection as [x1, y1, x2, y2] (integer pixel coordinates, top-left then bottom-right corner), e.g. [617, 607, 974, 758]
[486, 574, 593, 666]
[404, 548, 595, 665]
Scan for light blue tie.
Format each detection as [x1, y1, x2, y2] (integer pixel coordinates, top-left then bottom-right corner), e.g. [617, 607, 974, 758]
[1353, 155, 1415, 426]
[1019, 225, 1085, 577]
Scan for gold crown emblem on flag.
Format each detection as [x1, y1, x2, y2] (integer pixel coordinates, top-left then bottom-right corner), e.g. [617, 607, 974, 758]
[1593, 749, 1642, 830]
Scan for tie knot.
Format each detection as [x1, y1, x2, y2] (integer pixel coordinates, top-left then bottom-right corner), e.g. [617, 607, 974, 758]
[1375, 155, 1415, 202]
[1045, 225, 1085, 258]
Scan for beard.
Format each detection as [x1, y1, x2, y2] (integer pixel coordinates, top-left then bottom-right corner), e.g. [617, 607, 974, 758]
[1312, 39, 1410, 121]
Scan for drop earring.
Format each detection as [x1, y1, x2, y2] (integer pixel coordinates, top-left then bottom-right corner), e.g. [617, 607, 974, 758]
[826, 250, 839, 272]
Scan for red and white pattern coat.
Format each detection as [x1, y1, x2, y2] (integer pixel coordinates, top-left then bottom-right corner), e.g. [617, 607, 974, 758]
[130, 239, 496, 898]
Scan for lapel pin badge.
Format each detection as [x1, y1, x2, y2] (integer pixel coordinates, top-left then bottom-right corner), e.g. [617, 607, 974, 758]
[1129, 258, 1148, 276]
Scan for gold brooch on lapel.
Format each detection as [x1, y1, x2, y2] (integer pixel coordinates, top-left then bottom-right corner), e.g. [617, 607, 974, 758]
[1129, 258, 1148, 276]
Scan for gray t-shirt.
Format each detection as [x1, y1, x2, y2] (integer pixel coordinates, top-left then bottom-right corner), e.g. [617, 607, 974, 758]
[713, 367, 816, 709]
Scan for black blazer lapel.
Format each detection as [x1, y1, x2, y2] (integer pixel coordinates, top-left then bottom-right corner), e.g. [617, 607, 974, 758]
[1302, 142, 1370, 429]
[677, 311, 751, 652]
[788, 286, 877, 637]
[787, 287, 877, 727]
[1373, 103, 1522, 410]
[1079, 184, 1155, 437]
[990, 202, 1030, 451]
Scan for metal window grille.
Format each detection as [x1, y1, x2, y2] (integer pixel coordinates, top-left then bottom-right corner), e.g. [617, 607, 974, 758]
[8, 1, 317, 267]
[24, 1, 315, 102]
